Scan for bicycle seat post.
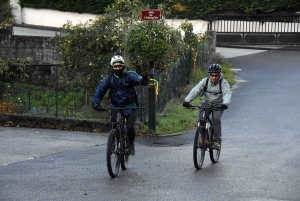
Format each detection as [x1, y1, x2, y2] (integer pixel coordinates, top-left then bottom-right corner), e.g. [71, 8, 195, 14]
[116, 110, 122, 129]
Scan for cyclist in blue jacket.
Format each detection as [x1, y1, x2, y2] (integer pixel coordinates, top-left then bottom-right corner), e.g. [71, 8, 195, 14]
[92, 55, 149, 155]
[183, 64, 232, 149]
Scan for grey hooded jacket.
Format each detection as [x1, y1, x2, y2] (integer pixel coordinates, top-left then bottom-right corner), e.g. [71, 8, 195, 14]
[184, 74, 231, 106]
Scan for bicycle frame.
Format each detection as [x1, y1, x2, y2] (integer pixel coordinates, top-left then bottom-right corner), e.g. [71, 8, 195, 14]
[201, 105, 215, 144]
[109, 109, 128, 157]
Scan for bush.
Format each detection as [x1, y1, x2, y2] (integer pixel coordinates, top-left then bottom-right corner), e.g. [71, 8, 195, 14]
[19, 0, 114, 14]
[19, 0, 300, 18]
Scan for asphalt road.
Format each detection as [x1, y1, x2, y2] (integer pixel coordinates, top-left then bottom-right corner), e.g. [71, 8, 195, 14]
[1, 47, 300, 201]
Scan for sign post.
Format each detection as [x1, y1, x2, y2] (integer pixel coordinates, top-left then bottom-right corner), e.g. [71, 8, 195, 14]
[146, 0, 158, 133]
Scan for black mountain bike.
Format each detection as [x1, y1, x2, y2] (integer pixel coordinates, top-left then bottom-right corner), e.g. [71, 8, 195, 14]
[105, 107, 144, 178]
[191, 103, 225, 169]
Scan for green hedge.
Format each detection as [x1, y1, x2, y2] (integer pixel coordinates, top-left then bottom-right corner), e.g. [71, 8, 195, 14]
[19, 0, 115, 14]
[19, 0, 300, 18]
[0, 0, 10, 23]
[165, 0, 300, 19]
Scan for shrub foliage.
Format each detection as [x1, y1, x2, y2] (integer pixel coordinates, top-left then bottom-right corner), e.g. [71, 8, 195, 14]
[57, 0, 201, 90]
[19, 0, 300, 18]
[19, 0, 114, 14]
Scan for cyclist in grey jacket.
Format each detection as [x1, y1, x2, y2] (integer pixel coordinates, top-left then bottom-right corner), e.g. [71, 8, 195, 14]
[183, 64, 232, 149]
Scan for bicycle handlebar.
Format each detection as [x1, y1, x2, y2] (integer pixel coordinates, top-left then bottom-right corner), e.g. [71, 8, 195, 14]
[188, 104, 225, 111]
[104, 107, 145, 111]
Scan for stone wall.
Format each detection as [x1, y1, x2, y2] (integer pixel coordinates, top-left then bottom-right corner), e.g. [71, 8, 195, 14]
[0, 26, 61, 64]
[0, 113, 111, 133]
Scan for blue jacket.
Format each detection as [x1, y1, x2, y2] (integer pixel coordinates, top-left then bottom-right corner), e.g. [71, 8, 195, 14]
[92, 72, 146, 115]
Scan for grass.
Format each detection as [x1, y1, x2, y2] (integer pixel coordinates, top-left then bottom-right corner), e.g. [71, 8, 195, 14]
[153, 61, 236, 135]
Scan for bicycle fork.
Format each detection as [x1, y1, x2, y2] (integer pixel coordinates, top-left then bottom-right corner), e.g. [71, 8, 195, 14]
[197, 121, 208, 150]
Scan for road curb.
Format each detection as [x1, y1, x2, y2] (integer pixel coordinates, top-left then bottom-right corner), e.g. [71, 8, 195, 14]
[139, 130, 189, 137]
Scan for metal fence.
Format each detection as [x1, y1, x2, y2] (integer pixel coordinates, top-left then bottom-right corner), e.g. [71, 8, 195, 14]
[206, 14, 300, 33]
[135, 51, 194, 123]
[0, 40, 212, 122]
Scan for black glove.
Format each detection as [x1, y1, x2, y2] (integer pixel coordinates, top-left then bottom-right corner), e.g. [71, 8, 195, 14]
[183, 102, 190, 108]
[93, 104, 105, 111]
[220, 104, 228, 110]
[141, 74, 149, 85]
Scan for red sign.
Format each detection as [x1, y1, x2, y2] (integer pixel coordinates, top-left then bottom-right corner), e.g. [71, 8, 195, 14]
[141, 9, 161, 21]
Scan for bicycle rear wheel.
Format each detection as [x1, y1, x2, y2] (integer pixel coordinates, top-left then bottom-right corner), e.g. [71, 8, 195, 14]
[121, 135, 129, 170]
[106, 129, 120, 178]
[193, 127, 206, 169]
[209, 127, 221, 163]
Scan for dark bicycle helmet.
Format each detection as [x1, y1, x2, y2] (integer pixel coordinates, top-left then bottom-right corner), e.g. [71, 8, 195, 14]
[208, 64, 222, 73]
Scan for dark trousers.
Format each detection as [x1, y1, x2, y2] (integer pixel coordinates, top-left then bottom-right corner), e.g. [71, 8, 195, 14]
[198, 103, 224, 142]
[111, 110, 136, 144]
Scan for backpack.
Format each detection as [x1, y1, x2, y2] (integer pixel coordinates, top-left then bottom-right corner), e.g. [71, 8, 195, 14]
[201, 77, 223, 96]
[107, 73, 139, 106]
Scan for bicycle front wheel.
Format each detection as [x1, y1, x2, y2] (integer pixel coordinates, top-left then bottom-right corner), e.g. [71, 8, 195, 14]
[121, 134, 129, 170]
[106, 129, 120, 178]
[193, 128, 206, 169]
[209, 127, 221, 163]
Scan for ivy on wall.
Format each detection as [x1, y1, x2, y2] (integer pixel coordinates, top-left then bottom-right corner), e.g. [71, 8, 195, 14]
[0, 0, 11, 23]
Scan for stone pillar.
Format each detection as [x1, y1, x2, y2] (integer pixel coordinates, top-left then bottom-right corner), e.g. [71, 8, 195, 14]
[10, 0, 22, 24]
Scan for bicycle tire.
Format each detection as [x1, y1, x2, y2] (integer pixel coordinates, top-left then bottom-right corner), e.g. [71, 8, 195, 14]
[106, 129, 120, 178]
[193, 127, 206, 169]
[209, 127, 221, 163]
[121, 134, 129, 170]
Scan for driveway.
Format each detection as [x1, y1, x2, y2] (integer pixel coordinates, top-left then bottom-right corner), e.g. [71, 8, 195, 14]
[0, 127, 107, 166]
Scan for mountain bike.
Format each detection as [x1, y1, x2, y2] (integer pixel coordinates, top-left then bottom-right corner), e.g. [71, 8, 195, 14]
[190, 103, 225, 169]
[105, 107, 145, 178]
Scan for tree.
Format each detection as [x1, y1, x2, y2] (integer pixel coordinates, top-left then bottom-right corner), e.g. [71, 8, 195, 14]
[0, 0, 13, 29]
[0, 0, 14, 78]
[58, 0, 151, 107]
[58, 0, 192, 90]
[123, 21, 184, 73]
